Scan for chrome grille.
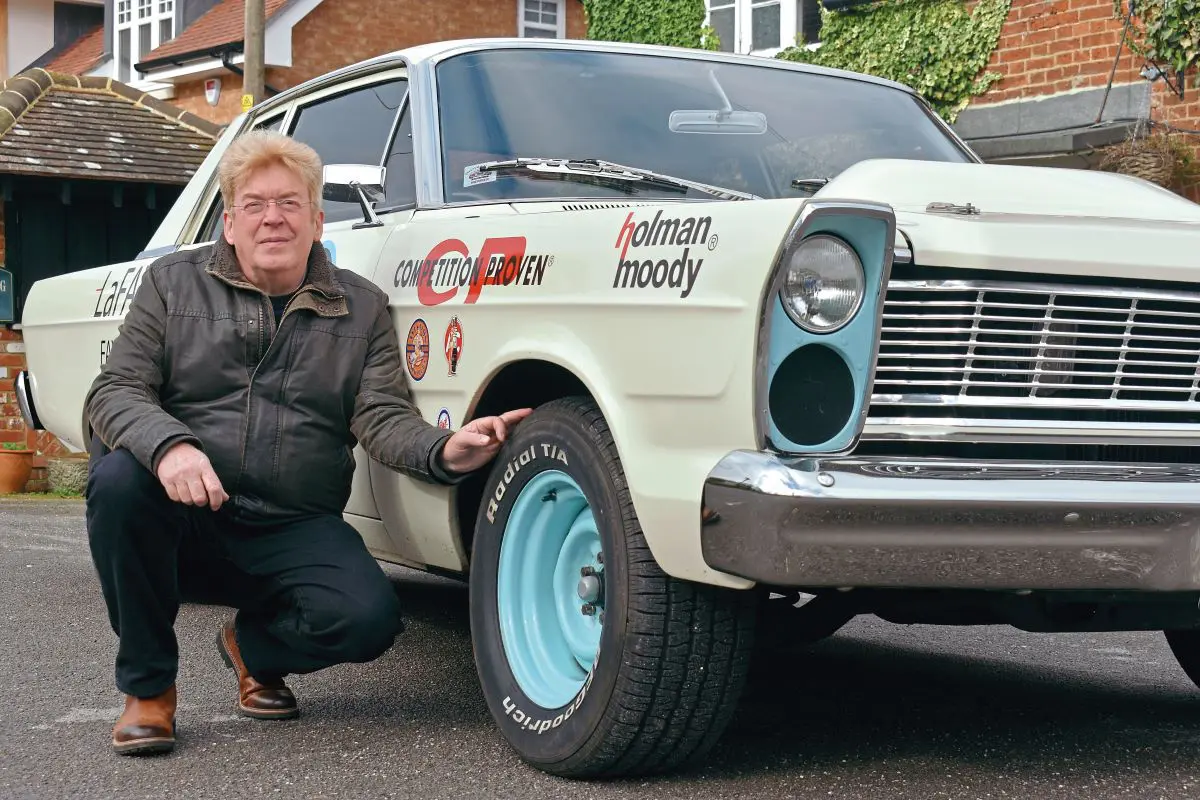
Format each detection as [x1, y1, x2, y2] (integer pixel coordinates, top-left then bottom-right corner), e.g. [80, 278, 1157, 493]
[872, 279, 1200, 418]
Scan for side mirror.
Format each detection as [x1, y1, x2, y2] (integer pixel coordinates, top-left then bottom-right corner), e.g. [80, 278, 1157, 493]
[322, 164, 386, 228]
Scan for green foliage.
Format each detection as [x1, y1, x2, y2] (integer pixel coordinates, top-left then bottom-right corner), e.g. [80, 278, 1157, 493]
[1113, 0, 1200, 90]
[777, 0, 1012, 122]
[1, 441, 27, 451]
[581, 0, 721, 50]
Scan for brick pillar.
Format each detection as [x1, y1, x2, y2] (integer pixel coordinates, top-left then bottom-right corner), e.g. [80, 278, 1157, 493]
[0, 204, 69, 492]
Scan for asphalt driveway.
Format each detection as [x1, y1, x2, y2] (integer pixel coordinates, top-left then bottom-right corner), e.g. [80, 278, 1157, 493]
[2, 497, 1198, 799]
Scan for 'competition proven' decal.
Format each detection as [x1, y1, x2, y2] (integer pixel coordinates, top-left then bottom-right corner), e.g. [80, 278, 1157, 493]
[393, 236, 555, 307]
[612, 210, 716, 299]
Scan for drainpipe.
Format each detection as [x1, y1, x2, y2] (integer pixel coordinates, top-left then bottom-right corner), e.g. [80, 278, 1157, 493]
[221, 51, 281, 96]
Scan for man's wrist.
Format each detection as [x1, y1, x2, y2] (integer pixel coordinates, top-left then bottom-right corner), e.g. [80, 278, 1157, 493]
[428, 437, 468, 485]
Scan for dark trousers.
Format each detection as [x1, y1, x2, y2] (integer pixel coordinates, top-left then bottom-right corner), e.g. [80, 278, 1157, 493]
[85, 443, 404, 698]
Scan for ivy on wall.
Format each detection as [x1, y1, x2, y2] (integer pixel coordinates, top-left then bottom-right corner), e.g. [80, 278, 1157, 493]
[579, 0, 1010, 122]
[777, 0, 1012, 122]
[581, 0, 720, 51]
[1112, 0, 1200, 94]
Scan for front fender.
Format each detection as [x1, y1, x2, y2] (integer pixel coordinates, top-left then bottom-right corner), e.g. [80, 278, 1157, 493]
[471, 325, 758, 589]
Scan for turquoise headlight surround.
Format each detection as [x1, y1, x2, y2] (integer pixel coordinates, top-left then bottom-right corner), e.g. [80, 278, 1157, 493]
[757, 200, 897, 455]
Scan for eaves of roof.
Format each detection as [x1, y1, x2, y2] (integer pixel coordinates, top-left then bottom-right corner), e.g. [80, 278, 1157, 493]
[0, 69, 224, 185]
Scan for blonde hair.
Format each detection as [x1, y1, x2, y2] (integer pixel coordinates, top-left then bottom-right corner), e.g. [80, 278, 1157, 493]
[218, 130, 323, 213]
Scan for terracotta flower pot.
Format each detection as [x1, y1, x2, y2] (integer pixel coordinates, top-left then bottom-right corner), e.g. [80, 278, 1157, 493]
[0, 450, 34, 494]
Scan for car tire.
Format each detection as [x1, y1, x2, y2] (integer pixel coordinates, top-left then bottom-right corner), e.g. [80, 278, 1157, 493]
[468, 396, 758, 779]
[1165, 629, 1200, 689]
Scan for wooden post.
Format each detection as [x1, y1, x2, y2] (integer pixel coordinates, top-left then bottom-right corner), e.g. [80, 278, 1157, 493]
[242, 0, 265, 112]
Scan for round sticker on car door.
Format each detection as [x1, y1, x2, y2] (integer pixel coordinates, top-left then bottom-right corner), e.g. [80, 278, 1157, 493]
[406, 318, 430, 380]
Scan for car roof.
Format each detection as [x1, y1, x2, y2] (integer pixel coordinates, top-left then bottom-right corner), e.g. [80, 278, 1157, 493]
[254, 36, 919, 115]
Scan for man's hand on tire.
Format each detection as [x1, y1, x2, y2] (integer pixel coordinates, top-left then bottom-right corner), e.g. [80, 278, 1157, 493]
[441, 408, 533, 474]
[156, 442, 229, 510]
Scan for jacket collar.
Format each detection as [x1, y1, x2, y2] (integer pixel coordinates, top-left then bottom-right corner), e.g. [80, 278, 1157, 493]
[205, 237, 349, 318]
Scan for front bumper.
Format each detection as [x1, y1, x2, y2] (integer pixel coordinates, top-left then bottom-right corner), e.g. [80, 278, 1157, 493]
[700, 452, 1200, 591]
[14, 371, 42, 430]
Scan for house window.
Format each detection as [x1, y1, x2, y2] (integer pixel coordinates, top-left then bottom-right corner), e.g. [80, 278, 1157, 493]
[115, 0, 175, 82]
[706, 0, 820, 54]
[519, 0, 565, 38]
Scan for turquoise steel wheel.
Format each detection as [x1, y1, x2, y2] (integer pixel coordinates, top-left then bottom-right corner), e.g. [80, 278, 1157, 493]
[497, 470, 604, 709]
[469, 396, 758, 780]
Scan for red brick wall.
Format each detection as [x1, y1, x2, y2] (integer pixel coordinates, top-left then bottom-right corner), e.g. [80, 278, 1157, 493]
[0, 0, 8, 79]
[0, 329, 65, 492]
[1150, 90, 1200, 203]
[172, 0, 588, 124]
[971, 0, 1200, 201]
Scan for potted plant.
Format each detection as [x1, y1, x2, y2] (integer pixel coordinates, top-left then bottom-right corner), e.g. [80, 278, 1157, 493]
[0, 440, 34, 494]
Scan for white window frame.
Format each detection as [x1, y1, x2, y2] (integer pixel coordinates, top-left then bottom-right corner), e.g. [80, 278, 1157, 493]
[114, 0, 176, 85]
[705, 0, 811, 56]
[518, 0, 566, 39]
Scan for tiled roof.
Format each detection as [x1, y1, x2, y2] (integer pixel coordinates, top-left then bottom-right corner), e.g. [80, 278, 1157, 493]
[44, 23, 105, 75]
[0, 69, 223, 185]
[138, 0, 292, 67]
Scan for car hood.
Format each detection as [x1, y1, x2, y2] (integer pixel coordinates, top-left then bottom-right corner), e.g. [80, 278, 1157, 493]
[817, 159, 1200, 284]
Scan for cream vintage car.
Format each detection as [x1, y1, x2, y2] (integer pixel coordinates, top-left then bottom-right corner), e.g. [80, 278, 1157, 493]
[16, 37, 1200, 778]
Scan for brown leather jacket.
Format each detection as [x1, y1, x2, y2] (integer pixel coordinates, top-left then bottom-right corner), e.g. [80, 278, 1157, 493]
[85, 237, 456, 521]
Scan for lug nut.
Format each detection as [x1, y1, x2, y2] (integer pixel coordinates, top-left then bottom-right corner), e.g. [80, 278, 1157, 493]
[581, 603, 596, 616]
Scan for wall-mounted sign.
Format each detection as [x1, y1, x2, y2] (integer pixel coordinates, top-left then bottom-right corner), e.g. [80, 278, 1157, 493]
[0, 268, 13, 323]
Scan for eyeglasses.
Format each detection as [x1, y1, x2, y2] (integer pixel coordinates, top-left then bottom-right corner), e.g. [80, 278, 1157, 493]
[232, 198, 311, 217]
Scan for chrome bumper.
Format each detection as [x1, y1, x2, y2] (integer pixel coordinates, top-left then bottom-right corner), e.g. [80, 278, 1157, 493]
[700, 452, 1200, 591]
[14, 371, 42, 430]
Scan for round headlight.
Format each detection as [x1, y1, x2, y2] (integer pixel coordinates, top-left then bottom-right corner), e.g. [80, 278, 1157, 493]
[779, 234, 865, 333]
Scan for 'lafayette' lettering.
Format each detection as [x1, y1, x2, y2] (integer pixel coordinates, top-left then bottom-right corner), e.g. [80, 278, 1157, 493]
[612, 210, 711, 299]
[93, 265, 146, 318]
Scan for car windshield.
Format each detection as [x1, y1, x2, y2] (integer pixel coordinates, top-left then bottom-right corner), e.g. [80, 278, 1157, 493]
[434, 47, 974, 204]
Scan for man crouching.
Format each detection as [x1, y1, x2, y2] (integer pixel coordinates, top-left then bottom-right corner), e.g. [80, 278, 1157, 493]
[83, 130, 529, 755]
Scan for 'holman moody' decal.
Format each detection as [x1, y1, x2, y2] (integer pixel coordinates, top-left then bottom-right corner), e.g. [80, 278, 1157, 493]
[612, 210, 716, 299]
[94, 265, 146, 317]
[393, 236, 555, 307]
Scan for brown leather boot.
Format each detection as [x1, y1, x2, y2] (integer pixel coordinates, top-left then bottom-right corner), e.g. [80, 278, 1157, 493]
[111, 685, 176, 755]
[217, 620, 298, 720]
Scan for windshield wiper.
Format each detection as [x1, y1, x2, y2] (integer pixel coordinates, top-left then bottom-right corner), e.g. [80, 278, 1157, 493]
[474, 158, 761, 201]
[791, 177, 830, 193]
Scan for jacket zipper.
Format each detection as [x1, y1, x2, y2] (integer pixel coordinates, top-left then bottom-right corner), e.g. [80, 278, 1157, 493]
[234, 294, 278, 501]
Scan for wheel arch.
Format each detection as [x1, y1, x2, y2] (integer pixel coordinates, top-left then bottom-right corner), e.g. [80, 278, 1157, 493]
[455, 357, 615, 558]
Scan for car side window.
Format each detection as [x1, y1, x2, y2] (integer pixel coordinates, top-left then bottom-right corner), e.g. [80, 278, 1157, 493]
[288, 78, 407, 223]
